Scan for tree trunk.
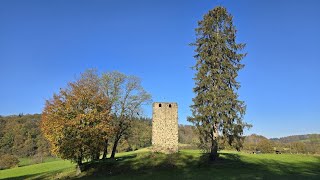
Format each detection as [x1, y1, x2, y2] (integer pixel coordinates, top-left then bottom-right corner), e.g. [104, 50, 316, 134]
[76, 157, 83, 175]
[209, 139, 218, 161]
[102, 139, 109, 159]
[94, 152, 100, 160]
[110, 137, 120, 159]
[209, 123, 219, 161]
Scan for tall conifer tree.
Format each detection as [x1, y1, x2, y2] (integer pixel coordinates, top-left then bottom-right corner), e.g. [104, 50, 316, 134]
[188, 6, 251, 161]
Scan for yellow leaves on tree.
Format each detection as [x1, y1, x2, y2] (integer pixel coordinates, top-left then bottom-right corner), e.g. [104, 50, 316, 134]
[41, 70, 111, 166]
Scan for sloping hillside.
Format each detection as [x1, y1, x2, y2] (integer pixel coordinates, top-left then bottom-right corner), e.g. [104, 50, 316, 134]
[270, 134, 320, 143]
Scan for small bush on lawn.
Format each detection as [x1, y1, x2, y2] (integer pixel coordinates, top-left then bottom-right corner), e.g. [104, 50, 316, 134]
[0, 154, 20, 170]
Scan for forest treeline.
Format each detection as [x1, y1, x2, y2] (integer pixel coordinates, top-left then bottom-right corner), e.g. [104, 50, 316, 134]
[0, 114, 152, 169]
[1, 113, 319, 164]
[0, 114, 49, 160]
[0, 114, 152, 157]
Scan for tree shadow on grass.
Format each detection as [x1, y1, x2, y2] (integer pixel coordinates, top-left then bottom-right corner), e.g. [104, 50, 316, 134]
[76, 151, 320, 180]
[5, 152, 319, 180]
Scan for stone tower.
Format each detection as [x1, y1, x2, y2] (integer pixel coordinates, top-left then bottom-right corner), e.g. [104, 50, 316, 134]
[152, 102, 178, 153]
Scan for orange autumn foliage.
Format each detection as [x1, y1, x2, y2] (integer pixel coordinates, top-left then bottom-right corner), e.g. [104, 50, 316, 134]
[41, 70, 111, 165]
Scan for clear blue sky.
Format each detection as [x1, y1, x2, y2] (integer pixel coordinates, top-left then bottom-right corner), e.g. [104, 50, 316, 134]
[1, 0, 319, 138]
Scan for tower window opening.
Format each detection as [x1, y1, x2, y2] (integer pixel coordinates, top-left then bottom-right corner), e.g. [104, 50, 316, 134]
[159, 104, 162, 107]
[169, 104, 172, 108]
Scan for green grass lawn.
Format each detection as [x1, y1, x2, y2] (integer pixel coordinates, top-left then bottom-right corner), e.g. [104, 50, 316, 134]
[1, 148, 319, 180]
[0, 158, 75, 179]
[18, 156, 61, 167]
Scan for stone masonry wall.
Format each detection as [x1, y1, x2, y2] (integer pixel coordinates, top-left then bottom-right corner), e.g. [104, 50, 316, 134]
[152, 102, 178, 153]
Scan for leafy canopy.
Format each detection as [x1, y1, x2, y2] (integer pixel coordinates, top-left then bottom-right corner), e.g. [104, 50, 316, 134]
[41, 70, 111, 165]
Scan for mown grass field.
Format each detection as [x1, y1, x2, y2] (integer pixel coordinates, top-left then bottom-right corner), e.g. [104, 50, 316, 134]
[1, 148, 319, 179]
[18, 157, 61, 167]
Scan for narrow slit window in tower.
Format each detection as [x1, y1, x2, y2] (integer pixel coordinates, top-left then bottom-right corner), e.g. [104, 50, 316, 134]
[159, 104, 162, 107]
[169, 104, 172, 108]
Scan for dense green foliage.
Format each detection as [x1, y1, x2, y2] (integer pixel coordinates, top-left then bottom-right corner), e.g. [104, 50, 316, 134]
[125, 117, 152, 151]
[1, 149, 320, 179]
[188, 6, 251, 160]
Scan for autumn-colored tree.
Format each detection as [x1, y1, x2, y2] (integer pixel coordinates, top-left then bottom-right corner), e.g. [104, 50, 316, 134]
[0, 114, 47, 157]
[242, 134, 269, 152]
[0, 154, 19, 170]
[101, 71, 151, 159]
[290, 142, 307, 154]
[41, 70, 111, 171]
[257, 139, 274, 153]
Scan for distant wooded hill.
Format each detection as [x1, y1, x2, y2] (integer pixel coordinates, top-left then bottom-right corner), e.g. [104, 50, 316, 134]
[270, 134, 320, 143]
[242, 134, 320, 154]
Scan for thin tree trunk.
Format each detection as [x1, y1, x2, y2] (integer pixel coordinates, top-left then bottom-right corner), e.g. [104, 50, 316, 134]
[102, 139, 109, 159]
[91, 152, 99, 161]
[110, 137, 120, 159]
[95, 152, 100, 160]
[76, 156, 83, 175]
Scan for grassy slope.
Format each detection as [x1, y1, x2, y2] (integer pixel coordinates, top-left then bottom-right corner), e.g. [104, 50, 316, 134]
[18, 157, 61, 167]
[1, 149, 319, 180]
[0, 159, 74, 179]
